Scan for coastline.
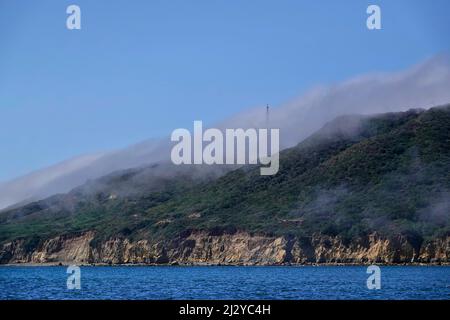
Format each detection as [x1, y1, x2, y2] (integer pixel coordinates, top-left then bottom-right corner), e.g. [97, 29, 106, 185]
[1, 231, 448, 266]
[2, 261, 449, 267]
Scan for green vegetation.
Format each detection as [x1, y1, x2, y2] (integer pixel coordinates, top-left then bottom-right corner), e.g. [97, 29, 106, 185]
[1, 106, 449, 246]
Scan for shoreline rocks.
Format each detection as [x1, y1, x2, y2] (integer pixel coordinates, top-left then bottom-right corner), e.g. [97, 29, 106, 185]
[1, 231, 448, 266]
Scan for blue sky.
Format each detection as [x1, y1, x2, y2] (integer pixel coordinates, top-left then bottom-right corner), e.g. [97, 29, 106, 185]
[0, 0, 449, 181]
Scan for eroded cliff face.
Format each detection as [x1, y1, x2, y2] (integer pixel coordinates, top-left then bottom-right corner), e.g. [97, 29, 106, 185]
[0, 231, 448, 265]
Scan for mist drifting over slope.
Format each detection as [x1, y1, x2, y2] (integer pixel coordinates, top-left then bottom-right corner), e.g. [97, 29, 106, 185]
[1, 55, 450, 210]
[220, 55, 450, 147]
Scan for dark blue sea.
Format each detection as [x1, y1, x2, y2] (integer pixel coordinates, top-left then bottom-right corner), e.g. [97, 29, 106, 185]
[0, 266, 449, 300]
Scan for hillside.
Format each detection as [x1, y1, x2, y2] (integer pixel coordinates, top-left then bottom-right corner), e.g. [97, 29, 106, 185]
[0, 105, 449, 265]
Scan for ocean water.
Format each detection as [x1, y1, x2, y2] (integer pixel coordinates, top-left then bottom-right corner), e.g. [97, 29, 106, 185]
[0, 266, 449, 300]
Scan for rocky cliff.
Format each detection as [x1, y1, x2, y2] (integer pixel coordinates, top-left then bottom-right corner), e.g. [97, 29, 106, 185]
[1, 107, 450, 266]
[1, 231, 448, 265]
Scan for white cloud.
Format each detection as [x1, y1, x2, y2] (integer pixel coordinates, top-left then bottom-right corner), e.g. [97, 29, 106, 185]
[1, 55, 449, 210]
